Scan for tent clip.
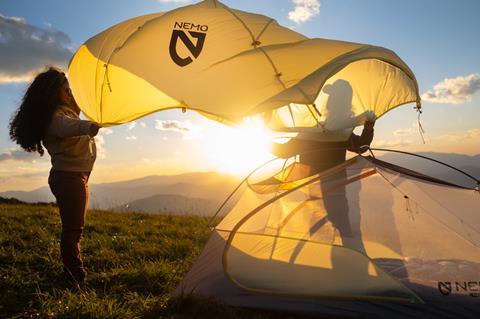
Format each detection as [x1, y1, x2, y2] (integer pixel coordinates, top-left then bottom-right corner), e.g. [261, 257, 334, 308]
[404, 195, 416, 221]
[251, 40, 261, 46]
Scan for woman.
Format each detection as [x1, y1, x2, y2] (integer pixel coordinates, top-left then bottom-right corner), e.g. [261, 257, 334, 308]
[9, 67, 100, 290]
[272, 79, 376, 174]
[272, 120, 375, 173]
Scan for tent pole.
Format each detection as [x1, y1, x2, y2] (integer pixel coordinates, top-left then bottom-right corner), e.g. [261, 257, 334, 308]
[368, 147, 480, 187]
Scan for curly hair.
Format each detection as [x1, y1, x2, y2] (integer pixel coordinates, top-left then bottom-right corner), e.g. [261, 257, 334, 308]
[9, 67, 67, 156]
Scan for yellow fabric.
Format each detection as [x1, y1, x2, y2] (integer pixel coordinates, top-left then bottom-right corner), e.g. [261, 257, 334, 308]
[68, 0, 420, 132]
[69, 46, 180, 125]
[225, 233, 417, 302]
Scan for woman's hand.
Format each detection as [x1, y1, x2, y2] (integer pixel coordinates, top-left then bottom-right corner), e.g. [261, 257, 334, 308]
[88, 122, 101, 137]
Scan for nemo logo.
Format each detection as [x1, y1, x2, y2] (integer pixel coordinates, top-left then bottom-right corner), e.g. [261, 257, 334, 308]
[169, 22, 208, 67]
[438, 281, 452, 296]
[438, 281, 480, 297]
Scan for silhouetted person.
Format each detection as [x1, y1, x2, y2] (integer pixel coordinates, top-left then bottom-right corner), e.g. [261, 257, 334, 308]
[272, 80, 375, 253]
[273, 80, 375, 174]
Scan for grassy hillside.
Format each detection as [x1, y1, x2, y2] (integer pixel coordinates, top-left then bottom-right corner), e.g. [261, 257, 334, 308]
[0, 203, 310, 319]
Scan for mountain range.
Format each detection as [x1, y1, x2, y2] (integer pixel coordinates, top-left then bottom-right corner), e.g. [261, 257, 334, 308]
[1, 151, 478, 215]
[114, 194, 220, 216]
[374, 151, 480, 188]
[0, 171, 240, 215]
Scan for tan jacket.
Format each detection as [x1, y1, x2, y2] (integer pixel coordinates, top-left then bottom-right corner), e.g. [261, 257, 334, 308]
[43, 105, 97, 172]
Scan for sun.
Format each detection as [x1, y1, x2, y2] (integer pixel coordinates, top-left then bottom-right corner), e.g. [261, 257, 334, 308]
[203, 118, 275, 176]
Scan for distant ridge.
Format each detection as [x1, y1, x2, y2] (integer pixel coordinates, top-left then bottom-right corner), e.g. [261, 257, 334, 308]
[115, 194, 220, 216]
[0, 171, 240, 215]
[0, 196, 54, 206]
[0, 196, 25, 205]
[1, 152, 478, 213]
[375, 151, 480, 188]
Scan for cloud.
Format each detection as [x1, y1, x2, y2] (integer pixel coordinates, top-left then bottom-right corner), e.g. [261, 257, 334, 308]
[141, 158, 163, 164]
[464, 128, 480, 139]
[139, 121, 147, 128]
[155, 119, 201, 139]
[441, 128, 480, 142]
[92, 128, 113, 159]
[421, 73, 480, 104]
[127, 121, 136, 131]
[393, 127, 414, 137]
[288, 0, 320, 24]
[373, 139, 413, 148]
[0, 13, 73, 84]
[102, 128, 114, 135]
[155, 119, 191, 132]
[0, 148, 40, 162]
[94, 128, 113, 159]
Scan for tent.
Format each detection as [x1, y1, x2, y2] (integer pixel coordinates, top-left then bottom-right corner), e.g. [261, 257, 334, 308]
[67, 2, 480, 315]
[69, 0, 420, 136]
[175, 155, 480, 318]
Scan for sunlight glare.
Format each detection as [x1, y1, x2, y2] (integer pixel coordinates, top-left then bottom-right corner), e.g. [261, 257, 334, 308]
[204, 118, 275, 176]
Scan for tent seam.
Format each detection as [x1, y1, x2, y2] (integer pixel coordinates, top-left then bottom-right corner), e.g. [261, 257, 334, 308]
[221, 4, 256, 45]
[255, 18, 275, 43]
[220, 3, 289, 96]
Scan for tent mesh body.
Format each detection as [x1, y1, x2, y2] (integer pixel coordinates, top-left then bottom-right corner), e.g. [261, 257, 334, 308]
[175, 156, 480, 318]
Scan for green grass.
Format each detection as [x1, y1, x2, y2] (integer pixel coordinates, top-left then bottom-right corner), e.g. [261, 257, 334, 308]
[0, 203, 312, 319]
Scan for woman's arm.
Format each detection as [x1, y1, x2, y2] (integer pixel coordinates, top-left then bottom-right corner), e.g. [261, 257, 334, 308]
[48, 115, 100, 138]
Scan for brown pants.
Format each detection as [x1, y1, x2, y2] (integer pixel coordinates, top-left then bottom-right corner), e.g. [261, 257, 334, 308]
[48, 169, 90, 282]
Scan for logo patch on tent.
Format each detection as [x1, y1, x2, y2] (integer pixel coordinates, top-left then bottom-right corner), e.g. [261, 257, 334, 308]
[438, 281, 480, 297]
[169, 22, 208, 67]
[438, 281, 452, 296]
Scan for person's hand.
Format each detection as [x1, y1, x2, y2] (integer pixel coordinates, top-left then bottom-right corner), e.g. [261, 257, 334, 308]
[363, 110, 376, 130]
[88, 122, 101, 137]
[364, 120, 375, 130]
[365, 110, 376, 122]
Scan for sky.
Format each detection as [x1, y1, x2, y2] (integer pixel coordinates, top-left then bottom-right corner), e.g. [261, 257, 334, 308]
[0, 0, 479, 192]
